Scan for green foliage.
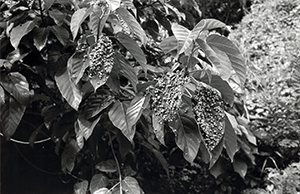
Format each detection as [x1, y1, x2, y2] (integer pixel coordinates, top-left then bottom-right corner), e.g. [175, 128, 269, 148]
[0, 0, 253, 193]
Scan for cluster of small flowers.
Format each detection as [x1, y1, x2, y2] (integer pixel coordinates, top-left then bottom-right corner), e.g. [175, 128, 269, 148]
[192, 83, 225, 151]
[147, 71, 190, 123]
[86, 35, 114, 80]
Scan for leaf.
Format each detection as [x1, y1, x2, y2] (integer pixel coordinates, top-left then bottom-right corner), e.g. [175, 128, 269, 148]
[0, 95, 26, 140]
[89, 5, 109, 39]
[49, 9, 66, 26]
[29, 124, 43, 148]
[94, 188, 112, 194]
[0, 72, 31, 105]
[209, 138, 224, 169]
[121, 176, 142, 194]
[0, 86, 4, 105]
[116, 8, 147, 45]
[70, 8, 91, 40]
[82, 91, 114, 119]
[224, 113, 239, 162]
[152, 113, 165, 146]
[44, 0, 55, 10]
[33, 27, 50, 51]
[107, 0, 121, 11]
[55, 67, 82, 110]
[198, 74, 234, 106]
[50, 25, 70, 46]
[196, 38, 221, 67]
[114, 52, 138, 91]
[90, 174, 109, 194]
[209, 157, 225, 178]
[75, 114, 102, 149]
[61, 139, 80, 173]
[10, 20, 35, 49]
[233, 158, 248, 178]
[116, 32, 147, 68]
[192, 19, 226, 35]
[67, 51, 89, 84]
[171, 23, 191, 57]
[95, 159, 118, 173]
[206, 34, 246, 85]
[211, 46, 234, 81]
[74, 180, 89, 194]
[108, 96, 146, 142]
[116, 129, 131, 160]
[160, 36, 178, 54]
[168, 113, 201, 163]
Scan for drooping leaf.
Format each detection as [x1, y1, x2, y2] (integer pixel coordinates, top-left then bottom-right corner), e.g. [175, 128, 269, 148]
[44, 0, 55, 11]
[121, 176, 142, 194]
[29, 124, 43, 148]
[114, 52, 138, 91]
[0, 95, 26, 140]
[206, 34, 246, 85]
[49, 9, 66, 25]
[74, 180, 89, 194]
[70, 8, 91, 40]
[198, 74, 234, 106]
[168, 113, 201, 163]
[61, 139, 80, 173]
[116, 8, 147, 45]
[90, 174, 109, 194]
[209, 157, 225, 178]
[33, 27, 50, 51]
[55, 67, 82, 110]
[224, 113, 239, 162]
[108, 96, 146, 142]
[160, 36, 178, 54]
[233, 157, 248, 178]
[95, 159, 118, 173]
[10, 20, 35, 49]
[50, 25, 70, 46]
[107, 0, 121, 11]
[0, 72, 31, 105]
[116, 129, 131, 160]
[75, 114, 102, 148]
[209, 138, 224, 169]
[67, 51, 89, 84]
[152, 113, 165, 146]
[116, 32, 147, 68]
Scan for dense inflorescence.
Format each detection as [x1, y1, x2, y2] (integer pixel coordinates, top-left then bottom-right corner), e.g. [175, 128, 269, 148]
[86, 35, 114, 81]
[147, 71, 190, 123]
[192, 83, 225, 151]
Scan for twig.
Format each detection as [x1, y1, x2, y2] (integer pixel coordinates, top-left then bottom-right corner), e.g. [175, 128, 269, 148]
[108, 128, 122, 194]
[38, 0, 45, 26]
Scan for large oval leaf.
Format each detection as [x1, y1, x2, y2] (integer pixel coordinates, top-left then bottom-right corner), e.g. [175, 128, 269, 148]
[10, 20, 35, 49]
[50, 25, 69, 46]
[55, 67, 82, 110]
[0, 72, 31, 105]
[67, 51, 89, 84]
[233, 157, 248, 178]
[0, 95, 26, 140]
[116, 32, 147, 68]
[171, 23, 191, 57]
[121, 176, 142, 194]
[90, 174, 109, 194]
[152, 113, 165, 146]
[192, 19, 226, 36]
[159, 36, 178, 54]
[107, 0, 121, 11]
[108, 96, 146, 142]
[33, 27, 50, 51]
[74, 180, 89, 194]
[168, 113, 201, 163]
[95, 159, 118, 173]
[116, 8, 147, 45]
[61, 139, 80, 173]
[206, 34, 246, 85]
[70, 8, 91, 40]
